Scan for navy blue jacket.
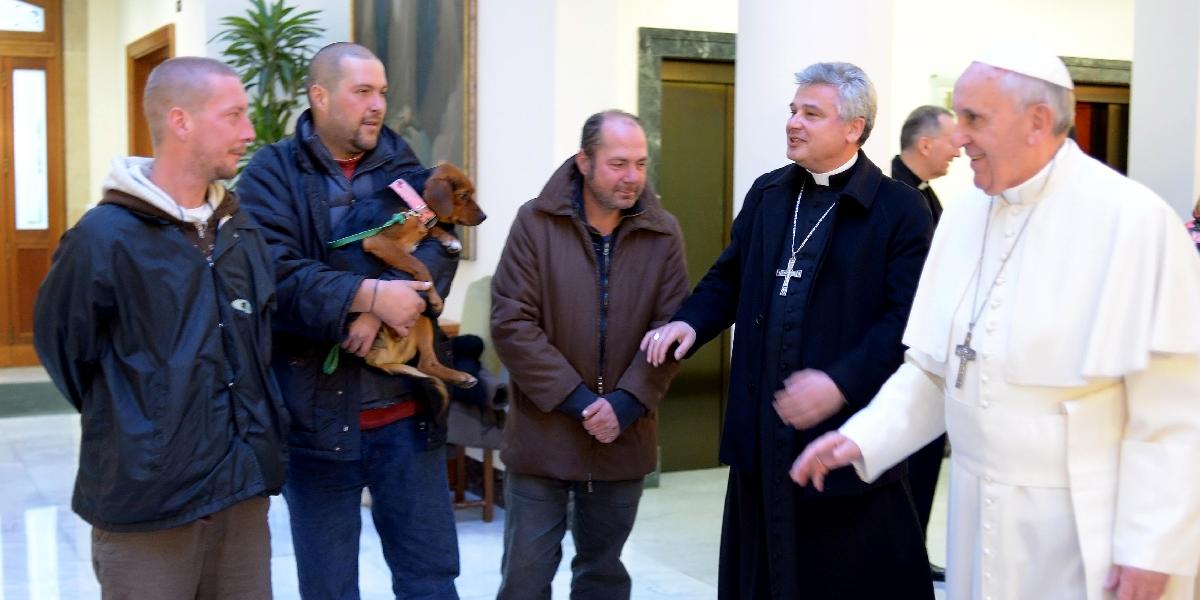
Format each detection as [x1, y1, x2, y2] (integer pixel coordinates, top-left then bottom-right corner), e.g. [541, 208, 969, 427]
[236, 111, 456, 459]
[34, 188, 288, 532]
[673, 152, 932, 495]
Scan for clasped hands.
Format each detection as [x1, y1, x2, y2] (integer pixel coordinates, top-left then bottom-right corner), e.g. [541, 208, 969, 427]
[580, 398, 620, 444]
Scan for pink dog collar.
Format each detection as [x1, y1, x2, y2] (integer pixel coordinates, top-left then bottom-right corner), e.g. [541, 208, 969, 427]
[388, 178, 439, 227]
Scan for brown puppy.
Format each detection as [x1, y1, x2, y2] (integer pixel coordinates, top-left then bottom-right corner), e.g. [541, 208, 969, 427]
[360, 163, 487, 414]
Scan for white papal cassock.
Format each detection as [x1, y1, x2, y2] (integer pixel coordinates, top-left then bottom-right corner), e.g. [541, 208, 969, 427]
[840, 139, 1200, 600]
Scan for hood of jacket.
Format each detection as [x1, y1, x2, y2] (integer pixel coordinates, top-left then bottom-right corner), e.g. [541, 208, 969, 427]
[99, 156, 234, 224]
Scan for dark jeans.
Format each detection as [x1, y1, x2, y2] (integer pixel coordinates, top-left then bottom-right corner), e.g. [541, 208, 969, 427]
[91, 496, 271, 600]
[497, 471, 643, 600]
[284, 418, 460, 600]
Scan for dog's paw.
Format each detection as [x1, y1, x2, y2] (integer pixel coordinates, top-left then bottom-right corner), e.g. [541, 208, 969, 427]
[442, 238, 463, 255]
[455, 375, 478, 389]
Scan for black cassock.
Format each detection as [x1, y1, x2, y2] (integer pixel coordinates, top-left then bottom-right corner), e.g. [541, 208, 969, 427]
[891, 154, 943, 227]
[673, 154, 934, 599]
[891, 154, 950, 541]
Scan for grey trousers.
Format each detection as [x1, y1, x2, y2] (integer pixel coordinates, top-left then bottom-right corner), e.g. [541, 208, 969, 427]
[91, 496, 272, 600]
[497, 471, 644, 600]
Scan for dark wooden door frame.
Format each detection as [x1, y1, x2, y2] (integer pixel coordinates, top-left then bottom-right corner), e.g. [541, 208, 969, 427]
[126, 24, 174, 156]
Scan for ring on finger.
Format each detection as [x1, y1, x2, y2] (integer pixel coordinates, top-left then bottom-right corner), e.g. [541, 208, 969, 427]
[653, 332, 662, 341]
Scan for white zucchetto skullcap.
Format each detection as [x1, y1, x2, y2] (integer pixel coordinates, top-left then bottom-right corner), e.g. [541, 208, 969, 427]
[972, 41, 1075, 90]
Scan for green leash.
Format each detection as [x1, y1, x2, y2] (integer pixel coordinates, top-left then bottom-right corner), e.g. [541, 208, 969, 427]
[323, 212, 411, 374]
[327, 212, 409, 249]
[323, 344, 341, 375]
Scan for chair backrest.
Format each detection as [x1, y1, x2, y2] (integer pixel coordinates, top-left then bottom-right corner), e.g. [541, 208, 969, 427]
[456, 275, 502, 375]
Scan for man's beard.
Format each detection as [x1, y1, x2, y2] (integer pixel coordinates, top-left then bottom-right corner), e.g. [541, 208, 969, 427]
[350, 123, 381, 154]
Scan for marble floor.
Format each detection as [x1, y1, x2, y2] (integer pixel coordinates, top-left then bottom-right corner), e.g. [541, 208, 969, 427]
[0, 368, 948, 599]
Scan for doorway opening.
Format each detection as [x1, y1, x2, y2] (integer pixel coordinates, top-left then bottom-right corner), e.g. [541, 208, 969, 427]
[126, 24, 174, 157]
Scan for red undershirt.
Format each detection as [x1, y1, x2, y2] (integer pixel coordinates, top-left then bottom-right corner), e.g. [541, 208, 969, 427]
[334, 154, 363, 180]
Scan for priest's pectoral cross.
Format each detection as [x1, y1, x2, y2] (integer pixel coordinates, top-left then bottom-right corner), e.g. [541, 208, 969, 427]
[954, 331, 976, 389]
[776, 256, 803, 296]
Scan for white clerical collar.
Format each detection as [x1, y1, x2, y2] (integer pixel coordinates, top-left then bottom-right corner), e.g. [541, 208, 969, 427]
[807, 153, 858, 186]
[998, 140, 1070, 206]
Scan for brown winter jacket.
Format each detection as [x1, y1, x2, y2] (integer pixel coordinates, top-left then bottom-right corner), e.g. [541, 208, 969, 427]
[491, 157, 690, 481]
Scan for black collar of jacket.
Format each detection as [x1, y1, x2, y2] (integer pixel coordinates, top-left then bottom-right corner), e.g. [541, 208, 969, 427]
[532, 156, 675, 235]
[890, 154, 924, 189]
[292, 109, 405, 177]
[763, 149, 882, 210]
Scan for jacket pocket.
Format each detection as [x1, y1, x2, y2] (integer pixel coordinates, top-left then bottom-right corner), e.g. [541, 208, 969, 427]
[275, 354, 320, 433]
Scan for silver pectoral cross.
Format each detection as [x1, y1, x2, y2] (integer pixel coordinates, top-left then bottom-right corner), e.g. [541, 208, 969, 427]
[776, 256, 803, 296]
[954, 331, 977, 389]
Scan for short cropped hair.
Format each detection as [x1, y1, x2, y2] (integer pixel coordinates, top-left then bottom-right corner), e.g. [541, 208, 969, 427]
[794, 62, 878, 145]
[306, 42, 379, 93]
[900, 105, 953, 151]
[580, 110, 643, 159]
[143, 57, 239, 147]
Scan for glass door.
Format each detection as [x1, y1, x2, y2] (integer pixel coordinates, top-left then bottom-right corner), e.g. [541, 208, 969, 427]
[0, 0, 63, 366]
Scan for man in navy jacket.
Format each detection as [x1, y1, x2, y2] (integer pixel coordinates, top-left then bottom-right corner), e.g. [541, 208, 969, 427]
[237, 43, 460, 599]
[35, 57, 288, 599]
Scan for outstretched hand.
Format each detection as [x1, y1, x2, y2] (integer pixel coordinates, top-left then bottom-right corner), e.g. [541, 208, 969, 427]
[789, 432, 862, 491]
[640, 321, 696, 366]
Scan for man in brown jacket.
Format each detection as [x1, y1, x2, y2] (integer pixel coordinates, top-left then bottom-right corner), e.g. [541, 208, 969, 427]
[491, 110, 690, 599]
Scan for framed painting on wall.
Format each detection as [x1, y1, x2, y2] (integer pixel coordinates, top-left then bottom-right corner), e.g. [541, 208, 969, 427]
[353, 0, 478, 257]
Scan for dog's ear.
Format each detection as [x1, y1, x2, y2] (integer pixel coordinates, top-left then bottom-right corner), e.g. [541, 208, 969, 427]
[423, 175, 455, 218]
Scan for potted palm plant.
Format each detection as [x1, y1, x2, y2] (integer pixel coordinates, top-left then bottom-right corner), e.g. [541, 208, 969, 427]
[211, 0, 324, 158]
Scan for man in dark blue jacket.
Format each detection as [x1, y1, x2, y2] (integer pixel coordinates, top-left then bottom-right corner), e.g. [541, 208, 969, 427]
[236, 42, 460, 599]
[644, 62, 934, 599]
[34, 57, 287, 598]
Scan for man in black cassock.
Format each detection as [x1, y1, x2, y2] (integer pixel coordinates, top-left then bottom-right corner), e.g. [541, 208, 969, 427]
[891, 104, 959, 228]
[891, 103, 961, 583]
[643, 62, 934, 599]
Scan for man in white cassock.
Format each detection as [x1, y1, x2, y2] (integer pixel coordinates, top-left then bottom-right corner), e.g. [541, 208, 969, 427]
[791, 43, 1200, 600]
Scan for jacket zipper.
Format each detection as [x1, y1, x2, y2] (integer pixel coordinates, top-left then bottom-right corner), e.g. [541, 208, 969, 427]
[588, 237, 613, 494]
[195, 221, 208, 240]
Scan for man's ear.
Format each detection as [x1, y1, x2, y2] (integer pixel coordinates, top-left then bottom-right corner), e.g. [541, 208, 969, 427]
[166, 106, 190, 141]
[845, 116, 866, 145]
[574, 150, 590, 175]
[917, 135, 933, 157]
[309, 84, 327, 113]
[1027, 103, 1055, 144]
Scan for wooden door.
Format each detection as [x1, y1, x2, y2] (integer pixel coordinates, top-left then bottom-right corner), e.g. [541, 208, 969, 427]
[1074, 84, 1130, 174]
[126, 25, 174, 157]
[0, 0, 64, 366]
[657, 59, 734, 471]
